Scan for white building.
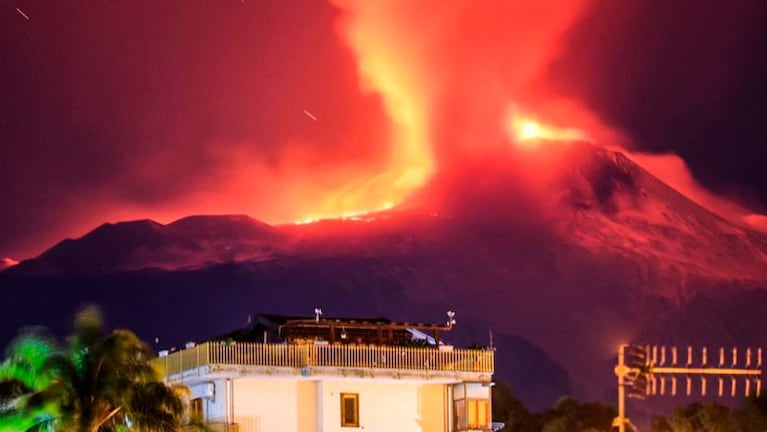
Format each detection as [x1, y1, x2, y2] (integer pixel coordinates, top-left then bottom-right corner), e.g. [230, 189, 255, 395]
[155, 314, 495, 432]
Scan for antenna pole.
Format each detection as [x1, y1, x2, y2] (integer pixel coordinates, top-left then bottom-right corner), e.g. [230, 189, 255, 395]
[613, 344, 628, 432]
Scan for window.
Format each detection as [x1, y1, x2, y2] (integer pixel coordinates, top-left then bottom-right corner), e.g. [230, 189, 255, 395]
[453, 383, 491, 431]
[467, 399, 490, 429]
[454, 399, 490, 430]
[454, 399, 466, 430]
[189, 398, 204, 423]
[340, 393, 359, 427]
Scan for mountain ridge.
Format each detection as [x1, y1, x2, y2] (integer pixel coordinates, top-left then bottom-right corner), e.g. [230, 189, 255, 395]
[2, 142, 766, 409]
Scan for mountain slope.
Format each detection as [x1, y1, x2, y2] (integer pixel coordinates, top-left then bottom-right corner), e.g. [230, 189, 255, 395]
[2, 142, 766, 409]
[557, 146, 767, 290]
[7, 215, 292, 274]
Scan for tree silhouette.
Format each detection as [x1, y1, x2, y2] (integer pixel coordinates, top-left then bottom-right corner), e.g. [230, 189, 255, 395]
[734, 393, 767, 432]
[492, 380, 541, 432]
[492, 383, 615, 432]
[0, 307, 185, 432]
[648, 393, 767, 432]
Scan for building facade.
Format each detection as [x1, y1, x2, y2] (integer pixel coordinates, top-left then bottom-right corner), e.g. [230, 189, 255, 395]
[154, 314, 495, 432]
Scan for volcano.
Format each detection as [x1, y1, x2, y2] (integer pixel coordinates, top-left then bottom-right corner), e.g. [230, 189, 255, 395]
[2, 141, 766, 410]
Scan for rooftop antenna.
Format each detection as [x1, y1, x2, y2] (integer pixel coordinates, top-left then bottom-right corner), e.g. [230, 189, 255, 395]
[613, 344, 762, 432]
[446, 310, 456, 329]
[489, 329, 494, 351]
[314, 308, 323, 323]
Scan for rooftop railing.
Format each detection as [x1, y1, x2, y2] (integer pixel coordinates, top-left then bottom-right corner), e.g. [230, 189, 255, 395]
[153, 342, 494, 377]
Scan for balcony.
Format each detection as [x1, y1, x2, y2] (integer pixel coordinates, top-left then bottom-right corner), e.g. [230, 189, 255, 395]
[153, 342, 494, 379]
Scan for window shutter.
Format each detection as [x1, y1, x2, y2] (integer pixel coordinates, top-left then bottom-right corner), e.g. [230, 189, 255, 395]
[340, 393, 359, 427]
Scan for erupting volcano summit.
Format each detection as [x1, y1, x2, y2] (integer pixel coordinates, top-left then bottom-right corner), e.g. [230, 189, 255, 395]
[3, 0, 767, 415]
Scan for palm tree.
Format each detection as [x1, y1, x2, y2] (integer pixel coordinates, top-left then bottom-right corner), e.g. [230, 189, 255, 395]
[0, 307, 185, 432]
[0, 330, 61, 431]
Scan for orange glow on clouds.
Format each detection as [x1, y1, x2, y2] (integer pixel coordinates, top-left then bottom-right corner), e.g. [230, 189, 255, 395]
[328, 0, 590, 217]
[130, 1, 767, 236]
[73, 2, 764, 239]
[327, 0, 767, 233]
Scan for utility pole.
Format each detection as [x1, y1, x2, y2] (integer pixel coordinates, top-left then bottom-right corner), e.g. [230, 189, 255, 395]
[613, 344, 763, 431]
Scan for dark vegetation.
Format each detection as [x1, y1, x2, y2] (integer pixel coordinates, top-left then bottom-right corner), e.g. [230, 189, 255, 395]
[493, 380, 767, 432]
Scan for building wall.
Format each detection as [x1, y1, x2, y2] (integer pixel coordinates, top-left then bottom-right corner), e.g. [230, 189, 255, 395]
[230, 378, 302, 432]
[318, 380, 447, 432]
[297, 381, 318, 432]
[198, 377, 448, 432]
[419, 384, 447, 432]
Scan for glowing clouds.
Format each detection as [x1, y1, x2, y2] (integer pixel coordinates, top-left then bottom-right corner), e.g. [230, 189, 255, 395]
[331, 0, 591, 198]
[323, 0, 767, 232]
[0, 257, 19, 271]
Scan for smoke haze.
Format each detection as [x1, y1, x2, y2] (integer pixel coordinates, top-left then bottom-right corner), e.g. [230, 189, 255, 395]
[2, 0, 767, 259]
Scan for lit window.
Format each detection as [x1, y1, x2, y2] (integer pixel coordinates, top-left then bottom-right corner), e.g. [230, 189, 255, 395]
[467, 399, 490, 428]
[340, 393, 359, 427]
[468, 399, 478, 427]
[454, 398, 490, 430]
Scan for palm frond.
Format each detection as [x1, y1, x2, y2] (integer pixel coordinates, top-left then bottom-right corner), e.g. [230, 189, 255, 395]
[1, 306, 187, 432]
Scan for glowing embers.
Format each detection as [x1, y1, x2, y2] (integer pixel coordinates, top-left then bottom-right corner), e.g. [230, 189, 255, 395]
[293, 202, 393, 225]
[507, 111, 588, 149]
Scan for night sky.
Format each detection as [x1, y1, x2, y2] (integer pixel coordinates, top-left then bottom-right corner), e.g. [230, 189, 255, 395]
[2, 0, 767, 260]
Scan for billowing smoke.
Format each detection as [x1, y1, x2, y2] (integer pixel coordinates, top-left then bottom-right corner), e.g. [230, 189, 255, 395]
[3, 1, 765, 261]
[332, 0, 589, 174]
[331, 0, 767, 233]
[0, 1, 396, 259]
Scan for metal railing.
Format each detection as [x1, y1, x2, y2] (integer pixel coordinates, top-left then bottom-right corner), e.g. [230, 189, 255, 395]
[154, 342, 494, 377]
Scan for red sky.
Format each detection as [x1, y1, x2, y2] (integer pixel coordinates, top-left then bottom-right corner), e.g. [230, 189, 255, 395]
[2, 0, 767, 259]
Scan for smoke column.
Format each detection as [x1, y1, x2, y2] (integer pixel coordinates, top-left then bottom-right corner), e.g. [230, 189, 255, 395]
[331, 0, 590, 198]
[331, 0, 767, 232]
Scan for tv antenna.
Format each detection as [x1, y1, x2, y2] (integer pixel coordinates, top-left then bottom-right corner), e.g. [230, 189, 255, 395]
[446, 310, 456, 328]
[613, 344, 763, 432]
